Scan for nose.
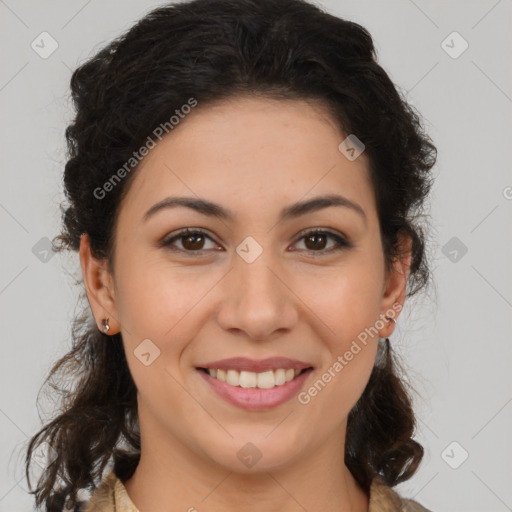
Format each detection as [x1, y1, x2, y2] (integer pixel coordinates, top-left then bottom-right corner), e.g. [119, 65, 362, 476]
[216, 248, 299, 341]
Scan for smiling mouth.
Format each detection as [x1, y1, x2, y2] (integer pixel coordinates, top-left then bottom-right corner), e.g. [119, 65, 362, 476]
[197, 367, 313, 389]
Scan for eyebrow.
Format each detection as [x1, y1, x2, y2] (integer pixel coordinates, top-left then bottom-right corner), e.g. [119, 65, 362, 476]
[143, 193, 367, 226]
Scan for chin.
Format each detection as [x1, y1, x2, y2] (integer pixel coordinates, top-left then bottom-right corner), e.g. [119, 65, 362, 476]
[199, 434, 301, 475]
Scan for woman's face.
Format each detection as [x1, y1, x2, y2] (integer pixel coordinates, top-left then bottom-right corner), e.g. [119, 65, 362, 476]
[82, 96, 408, 474]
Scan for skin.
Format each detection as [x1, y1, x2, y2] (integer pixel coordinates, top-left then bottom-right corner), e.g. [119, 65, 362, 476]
[80, 96, 411, 512]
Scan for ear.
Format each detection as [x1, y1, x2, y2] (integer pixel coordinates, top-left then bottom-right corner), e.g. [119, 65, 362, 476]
[378, 231, 412, 338]
[79, 233, 119, 334]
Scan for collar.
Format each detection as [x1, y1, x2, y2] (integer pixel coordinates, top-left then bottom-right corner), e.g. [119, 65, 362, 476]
[83, 469, 428, 512]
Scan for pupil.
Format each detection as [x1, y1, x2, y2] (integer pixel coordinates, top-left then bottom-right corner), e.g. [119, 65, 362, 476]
[306, 234, 325, 250]
[184, 234, 203, 250]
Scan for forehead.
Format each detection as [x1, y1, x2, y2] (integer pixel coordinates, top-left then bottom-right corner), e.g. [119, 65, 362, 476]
[117, 96, 376, 226]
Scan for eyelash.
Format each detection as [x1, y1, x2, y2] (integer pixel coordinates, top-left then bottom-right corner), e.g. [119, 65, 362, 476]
[161, 228, 353, 256]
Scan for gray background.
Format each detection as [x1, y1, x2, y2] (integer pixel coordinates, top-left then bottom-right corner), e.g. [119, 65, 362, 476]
[1, 0, 511, 510]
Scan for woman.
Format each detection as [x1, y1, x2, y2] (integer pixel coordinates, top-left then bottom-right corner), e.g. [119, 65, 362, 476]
[25, 0, 437, 510]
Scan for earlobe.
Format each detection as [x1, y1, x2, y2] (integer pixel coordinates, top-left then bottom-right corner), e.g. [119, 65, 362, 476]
[79, 233, 119, 334]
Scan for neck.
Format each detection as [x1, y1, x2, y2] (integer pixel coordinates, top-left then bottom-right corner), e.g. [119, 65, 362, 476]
[123, 417, 369, 512]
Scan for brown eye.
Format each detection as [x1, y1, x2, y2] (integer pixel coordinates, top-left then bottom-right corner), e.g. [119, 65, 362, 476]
[293, 229, 352, 254]
[162, 228, 219, 253]
[304, 232, 328, 250]
[182, 232, 205, 250]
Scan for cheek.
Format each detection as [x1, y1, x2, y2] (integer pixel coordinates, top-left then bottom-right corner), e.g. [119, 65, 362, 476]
[113, 258, 213, 396]
[114, 249, 204, 337]
[298, 256, 383, 402]
[299, 334, 378, 425]
[303, 257, 384, 338]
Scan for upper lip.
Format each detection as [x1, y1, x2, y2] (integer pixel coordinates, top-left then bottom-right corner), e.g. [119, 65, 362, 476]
[198, 357, 313, 373]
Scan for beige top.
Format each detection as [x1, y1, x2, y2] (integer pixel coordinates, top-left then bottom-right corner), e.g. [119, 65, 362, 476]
[80, 469, 432, 512]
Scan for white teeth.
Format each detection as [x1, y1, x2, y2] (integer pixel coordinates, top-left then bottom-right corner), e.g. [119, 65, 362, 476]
[239, 370, 257, 388]
[256, 371, 275, 389]
[274, 368, 286, 385]
[226, 369, 239, 386]
[205, 367, 307, 389]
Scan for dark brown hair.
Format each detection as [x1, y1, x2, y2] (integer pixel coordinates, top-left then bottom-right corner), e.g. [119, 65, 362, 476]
[24, 0, 437, 509]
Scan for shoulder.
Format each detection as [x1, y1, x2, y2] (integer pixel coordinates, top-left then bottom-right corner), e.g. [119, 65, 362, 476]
[69, 470, 433, 512]
[61, 470, 117, 512]
[369, 475, 433, 512]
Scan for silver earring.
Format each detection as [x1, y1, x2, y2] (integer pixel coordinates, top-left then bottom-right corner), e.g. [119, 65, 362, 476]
[102, 318, 110, 333]
[385, 316, 397, 324]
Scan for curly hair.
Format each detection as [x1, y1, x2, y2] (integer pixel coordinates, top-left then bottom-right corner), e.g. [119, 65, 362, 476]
[24, 0, 437, 509]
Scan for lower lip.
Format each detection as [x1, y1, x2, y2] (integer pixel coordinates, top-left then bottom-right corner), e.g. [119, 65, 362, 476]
[197, 368, 313, 411]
